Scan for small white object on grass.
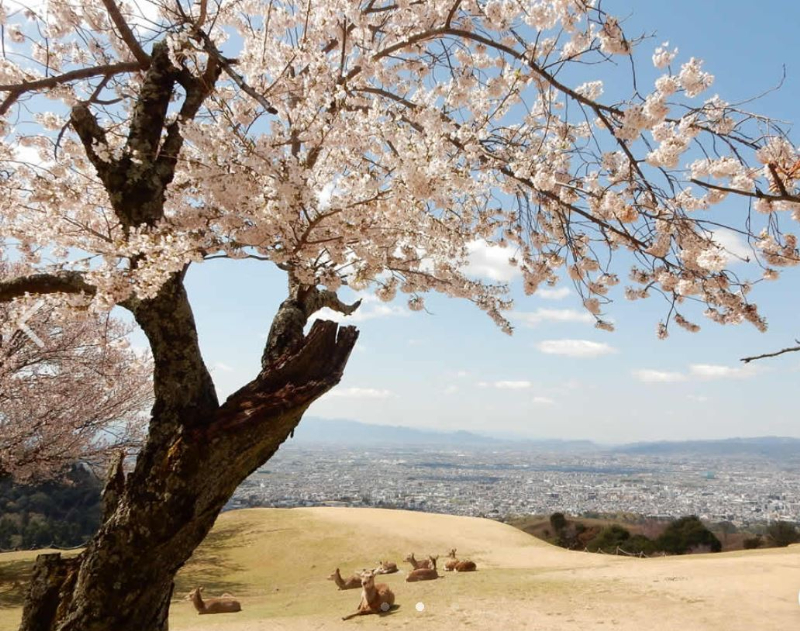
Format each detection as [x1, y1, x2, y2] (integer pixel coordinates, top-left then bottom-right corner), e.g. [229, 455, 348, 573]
[415, 602, 425, 612]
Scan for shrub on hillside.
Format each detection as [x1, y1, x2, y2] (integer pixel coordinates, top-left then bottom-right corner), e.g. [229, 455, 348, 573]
[549, 512, 568, 533]
[766, 521, 800, 547]
[656, 516, 721, 555]
[0, 467, 101, 550]
[743, 536, 763, 549]
[586, 525, 631, 553]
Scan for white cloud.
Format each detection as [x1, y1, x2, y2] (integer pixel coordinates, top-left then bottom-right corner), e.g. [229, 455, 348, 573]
[317, 180, 336, 209]
[328, 387, 395, 399]
[513, 308, 593, 327]
[687, 394, 709, 402]
[443, 385, 459, 395]
[710, 229, 751, 265]
[531, 396, 555, 405]
[689, 364, 759, 380]
[456, 371, 469, 378]
[13, 144, 51, 169]
[633, 369, 687, 383]
[465, 241, 520, 282]
[213, 362, 234, 373]
[536, 339, 617, 358]
[494, 380, 532, 389]
[537, 287, 570, 300]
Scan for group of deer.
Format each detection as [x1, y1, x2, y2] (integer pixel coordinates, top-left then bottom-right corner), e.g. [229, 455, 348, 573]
[413, 549, 477, 575]
[185, 548, 477, 619]
[333, 549, 477, 620]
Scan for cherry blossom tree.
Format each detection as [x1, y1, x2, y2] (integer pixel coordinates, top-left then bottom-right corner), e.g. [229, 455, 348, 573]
[0, 258, 151, 484]
[0, 0, 798, 628]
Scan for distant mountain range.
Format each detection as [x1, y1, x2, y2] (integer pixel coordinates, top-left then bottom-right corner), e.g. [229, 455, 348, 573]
[293, 417, 593, 451]
[618, 436, 800, 458]
[293, 418, 800, 457]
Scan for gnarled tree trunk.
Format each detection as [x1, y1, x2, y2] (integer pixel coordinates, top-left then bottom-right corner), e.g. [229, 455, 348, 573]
[7, 33, 360, 631]
[18, 274, 358, 631]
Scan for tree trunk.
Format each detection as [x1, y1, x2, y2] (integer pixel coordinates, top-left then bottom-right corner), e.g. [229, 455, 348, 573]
[18, 280, 358, 631]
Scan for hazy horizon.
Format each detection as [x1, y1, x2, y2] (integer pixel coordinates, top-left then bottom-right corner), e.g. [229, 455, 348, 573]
[291, 416, 800, 447]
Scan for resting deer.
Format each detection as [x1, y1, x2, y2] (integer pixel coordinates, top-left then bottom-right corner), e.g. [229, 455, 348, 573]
[186, 587, 241, 614]
[327, 568, 362, 590]
[404, 552, 432, 570]
[444, 548, 477, 572]
[342, 570, 396, 620]
[444, 548, 459, 572]
[406, 555, 441, 582]
[375, 560, 398, 574]
[454, 559, 477, 572]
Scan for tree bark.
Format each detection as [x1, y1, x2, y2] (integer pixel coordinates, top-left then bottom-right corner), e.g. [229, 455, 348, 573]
[13, 31, 359, 631]
[17, 277, 358, 631]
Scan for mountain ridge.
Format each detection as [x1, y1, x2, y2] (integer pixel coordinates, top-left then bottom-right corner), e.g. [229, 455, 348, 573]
[294, 417, 800, 456]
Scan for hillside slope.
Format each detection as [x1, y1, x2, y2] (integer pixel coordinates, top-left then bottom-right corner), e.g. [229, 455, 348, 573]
[1, 508, 797, 630]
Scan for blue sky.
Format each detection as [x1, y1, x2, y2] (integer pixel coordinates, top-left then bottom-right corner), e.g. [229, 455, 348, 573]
[127, 2, 798, 442]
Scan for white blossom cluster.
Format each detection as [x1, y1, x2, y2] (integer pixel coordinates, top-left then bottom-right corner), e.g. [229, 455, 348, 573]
[0, 0, 798, 335]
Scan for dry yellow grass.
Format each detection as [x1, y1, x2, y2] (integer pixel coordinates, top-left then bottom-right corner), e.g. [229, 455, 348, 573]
[1, 508, 798, 630]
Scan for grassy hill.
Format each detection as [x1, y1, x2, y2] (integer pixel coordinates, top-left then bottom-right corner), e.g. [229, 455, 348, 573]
[1, 507, 797, 630]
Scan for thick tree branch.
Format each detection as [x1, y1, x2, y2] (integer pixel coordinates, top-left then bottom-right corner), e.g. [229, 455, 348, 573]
[261, 285, 360, 369]
[0, 271, 96, 303]
[70, 104, 112, 177]
[131, 273, 218, 425]
[156, 59, 222, 176]
[100, 0, 151, 67]
[124, 41, 180, 162]
[68, 42, 222, 231]
[217, 320, 358, 438]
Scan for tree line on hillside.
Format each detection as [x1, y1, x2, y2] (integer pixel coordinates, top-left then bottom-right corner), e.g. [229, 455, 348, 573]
[0, 467, 101, 551]
[540, 513, 799, 555]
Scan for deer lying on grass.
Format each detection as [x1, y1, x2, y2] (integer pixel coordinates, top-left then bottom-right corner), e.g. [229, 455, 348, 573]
[342, 570, 396, 620]
[454, 559, 477, 572]
[444, 548, 459, 572]
[405, 556, 442, 582]
[404, 552, 432, 570]
[375, 560, 398, 574]
[444, 548, 478, 572]
[327, 568, 362, 590]
[186, 587, 242, 614]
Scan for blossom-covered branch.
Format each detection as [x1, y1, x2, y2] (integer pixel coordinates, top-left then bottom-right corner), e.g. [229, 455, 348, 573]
[0, 260, 151, 483]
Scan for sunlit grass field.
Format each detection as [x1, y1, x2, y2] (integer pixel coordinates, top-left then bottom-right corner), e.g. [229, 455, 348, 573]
[1, 507, 797, 631]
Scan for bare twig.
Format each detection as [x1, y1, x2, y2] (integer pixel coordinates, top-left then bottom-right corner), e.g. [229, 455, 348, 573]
[194, 30, 278, 114]
[741, 341, 800, 363]
[0, 62, 142, 115]
[691, 178, 800, 204]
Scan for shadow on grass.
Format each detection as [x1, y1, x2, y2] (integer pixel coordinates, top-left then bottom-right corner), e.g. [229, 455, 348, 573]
[0, 559, 35, 609]
[341, 604, 401, 621]
[174, 520, 255, 600]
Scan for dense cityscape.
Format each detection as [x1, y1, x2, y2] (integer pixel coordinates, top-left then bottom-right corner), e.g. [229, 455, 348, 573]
[228, 445, 800, 526]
